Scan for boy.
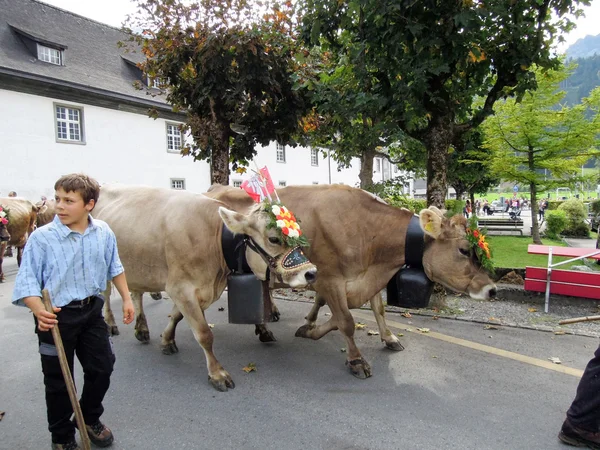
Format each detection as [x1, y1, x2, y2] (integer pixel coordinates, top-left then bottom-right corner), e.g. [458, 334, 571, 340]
[12, 173, 135, 450]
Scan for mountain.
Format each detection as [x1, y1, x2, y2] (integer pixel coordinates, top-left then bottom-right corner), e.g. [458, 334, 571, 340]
[566, 34, 600, 60]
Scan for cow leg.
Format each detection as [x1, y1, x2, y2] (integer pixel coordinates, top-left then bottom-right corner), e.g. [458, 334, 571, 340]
[299, 293, 327, 331]
[254, 324, 276, 342]
[370, 293, 404, 351]
[299, 286, 371, 379]
[103, 282, 120, 336]
[0, 241, 6, 282]
[161, 304, 184, 355]
[169, 285, 235, 392]
[133, 291, 150, 343]
[16, 246, 23, 266]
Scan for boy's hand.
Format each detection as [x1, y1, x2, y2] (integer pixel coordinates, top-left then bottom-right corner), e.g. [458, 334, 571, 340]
[36, 306, 61, 331]
[122, 298, 134, 325]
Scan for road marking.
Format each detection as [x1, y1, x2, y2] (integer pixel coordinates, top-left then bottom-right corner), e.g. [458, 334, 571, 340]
[352, 310, 584, 378]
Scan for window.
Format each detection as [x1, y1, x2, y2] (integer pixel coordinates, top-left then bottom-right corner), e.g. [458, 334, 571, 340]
[55, 104, 83, 143]
[170, 179, 186, 190]
[147, 75, 163, 89]
[310, 148, 319, 166]
[166, 123, 182, 152]
[278, 181, 287, 187]
[276, 143, 286, 163]
[233, 180, 242, 188]
[374, 158, 381, 173]
[37, 44, 62, 65]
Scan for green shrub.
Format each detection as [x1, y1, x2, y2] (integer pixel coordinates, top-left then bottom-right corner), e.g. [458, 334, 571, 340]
[590, 199, 600, 215]
[561, 222, 590, 237]
[558, 198, 588, 234]
[545, 210, 568, 239]
[386, 196, 426, 213]
[444, 199, 464, 216]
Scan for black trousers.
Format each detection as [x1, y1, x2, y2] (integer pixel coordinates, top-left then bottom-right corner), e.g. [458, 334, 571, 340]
[567, 343, 600, 431]
[35, 296, 115, 444]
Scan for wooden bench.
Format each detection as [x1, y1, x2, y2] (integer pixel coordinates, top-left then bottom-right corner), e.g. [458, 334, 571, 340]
[477, 218, 524, 235]
[525, 245, 600, 312]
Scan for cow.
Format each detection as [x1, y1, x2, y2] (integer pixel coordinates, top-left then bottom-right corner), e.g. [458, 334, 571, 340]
[35, 198, 56, 227]
[0, 197, 38, 280]
[93, 184, 317, 391]
[106, 184, 496, 380]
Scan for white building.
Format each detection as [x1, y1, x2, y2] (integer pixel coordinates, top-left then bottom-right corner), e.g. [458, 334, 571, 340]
[0, 0, 412, 201]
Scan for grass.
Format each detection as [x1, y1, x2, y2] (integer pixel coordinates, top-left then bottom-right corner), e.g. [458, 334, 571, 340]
[488, 235, 600, 270]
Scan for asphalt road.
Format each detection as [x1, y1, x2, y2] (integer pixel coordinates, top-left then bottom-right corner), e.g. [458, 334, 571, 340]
[1, 256, 598, 450]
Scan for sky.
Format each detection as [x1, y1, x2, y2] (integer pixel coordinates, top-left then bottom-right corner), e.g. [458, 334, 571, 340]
[41, 0, 600, 53]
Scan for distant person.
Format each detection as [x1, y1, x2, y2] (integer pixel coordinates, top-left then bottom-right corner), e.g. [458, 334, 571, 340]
[482, 199, 491, 216]
[8, 191, 17, 197]
[463, 200, 471, 218]
[539, 198, 548, 221]
[558, 344, 600, 448]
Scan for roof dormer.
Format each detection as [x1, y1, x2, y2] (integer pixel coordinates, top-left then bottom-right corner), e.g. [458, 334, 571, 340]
[8, 23, 67, 66]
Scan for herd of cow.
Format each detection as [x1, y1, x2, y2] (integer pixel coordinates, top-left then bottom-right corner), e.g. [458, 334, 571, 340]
[1, 184, 496, 391]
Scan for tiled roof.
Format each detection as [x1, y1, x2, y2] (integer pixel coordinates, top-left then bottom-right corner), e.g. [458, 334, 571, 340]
[0, 0, 168, 108]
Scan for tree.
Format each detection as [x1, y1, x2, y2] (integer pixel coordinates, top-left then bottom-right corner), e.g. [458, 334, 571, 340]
[482, 65, 600, 244]
[447, 129, 500, 202]
[300, 0, 591, 207]
[124, 0, 309, 184]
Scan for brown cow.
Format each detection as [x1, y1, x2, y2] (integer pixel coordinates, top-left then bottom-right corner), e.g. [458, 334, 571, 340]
[0, 198, 38, 280]
[206, 184, 496, 377]
[93, 184, 317, 391]
[35, 198, 56, 227]
[110, 184, 496, 379]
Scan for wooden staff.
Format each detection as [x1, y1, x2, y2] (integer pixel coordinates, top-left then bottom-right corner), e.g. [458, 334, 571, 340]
[559, 314, 600, 325]
[41, 289, 91, 450]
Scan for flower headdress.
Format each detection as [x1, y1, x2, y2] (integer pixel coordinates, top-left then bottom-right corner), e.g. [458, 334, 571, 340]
[466, 216, 494, 273]
[264, 200, 309, 248]
[0, 205, 9, 226]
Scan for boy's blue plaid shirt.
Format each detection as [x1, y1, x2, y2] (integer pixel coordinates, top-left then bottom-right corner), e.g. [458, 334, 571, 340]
[12, 215, 124, 307]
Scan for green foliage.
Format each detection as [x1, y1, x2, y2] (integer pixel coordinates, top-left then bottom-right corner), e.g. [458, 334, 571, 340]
[545, 210, 568, 240]
[385, 196, 427, 214]
[465, 216, 494, 274]
[562, 55, 600, 106]
[444, 200, 464, 217]
[590, 199, 600, 215]
[300, 0, 591, 206]
[124, 0, 309, 184]
[558, 198, 590, 237]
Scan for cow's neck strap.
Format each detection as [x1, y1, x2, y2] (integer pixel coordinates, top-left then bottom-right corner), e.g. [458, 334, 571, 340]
[221, 223, 251, 273]
[405, 215, 425, 267]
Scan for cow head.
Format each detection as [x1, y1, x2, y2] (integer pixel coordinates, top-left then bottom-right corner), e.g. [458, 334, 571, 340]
[218, 204, 318, 288]
[419, 207, 496, 300]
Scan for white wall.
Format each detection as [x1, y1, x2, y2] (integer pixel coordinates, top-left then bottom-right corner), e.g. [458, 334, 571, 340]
[1, 89, 409, 203]
[0, 89, 211, 200]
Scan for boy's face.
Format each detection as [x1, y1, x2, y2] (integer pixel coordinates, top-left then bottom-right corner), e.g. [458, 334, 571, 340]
[55, 188, 94, 230]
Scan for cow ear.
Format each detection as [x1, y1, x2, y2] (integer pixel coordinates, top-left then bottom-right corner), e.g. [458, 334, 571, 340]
[219, 206, 248, 235]
[419, 208, 443, 239]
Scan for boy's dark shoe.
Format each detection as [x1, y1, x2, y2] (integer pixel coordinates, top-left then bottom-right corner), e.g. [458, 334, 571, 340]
[559, 419, 600, 449]
[51, 439, 80, 450]
[73, 420, 114, 448]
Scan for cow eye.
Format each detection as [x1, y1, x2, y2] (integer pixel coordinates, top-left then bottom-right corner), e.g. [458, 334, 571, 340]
[459, 247, 470, 257]
[268, 237, 281, 245]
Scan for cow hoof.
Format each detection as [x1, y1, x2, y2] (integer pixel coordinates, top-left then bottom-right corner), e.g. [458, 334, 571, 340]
[384, 340, 405, 352]
[108, 325, 120, 336]
[345, 358, 372, 379]
[150, 292, 162, 300]
[209, 375, 235, 392]
[271, 307, 280, 322]
[135, 330, 150, 343]
[161, 342, 179, 355]
[258, 330, 277, 343]
[294, 324, 314, 338]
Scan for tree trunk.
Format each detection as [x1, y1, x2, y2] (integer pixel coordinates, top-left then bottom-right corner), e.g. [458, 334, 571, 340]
[528, 147, 543, 244]
[424, 118, 454, 208]
[210, 121, 231, 185]
[359, 148, 376, 190]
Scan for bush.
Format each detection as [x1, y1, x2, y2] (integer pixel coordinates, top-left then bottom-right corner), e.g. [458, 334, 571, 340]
[444, 199, 464, 217]
[545, 210, 568, 239]
[558, 198, 589, 237]
[386, 196, 426, 213]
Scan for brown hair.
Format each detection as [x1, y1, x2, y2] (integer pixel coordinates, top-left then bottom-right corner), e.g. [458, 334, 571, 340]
[54, 173, 100, 206]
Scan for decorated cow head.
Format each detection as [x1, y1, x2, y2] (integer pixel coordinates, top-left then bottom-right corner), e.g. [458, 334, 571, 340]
[419, 207, 496, 300]
[218, 203, 317, 287]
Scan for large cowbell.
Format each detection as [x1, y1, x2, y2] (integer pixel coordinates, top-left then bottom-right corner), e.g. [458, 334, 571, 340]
[222, 224, 271, 324]
[227, 273, 269, 324]
[386, 216, 433, 309]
